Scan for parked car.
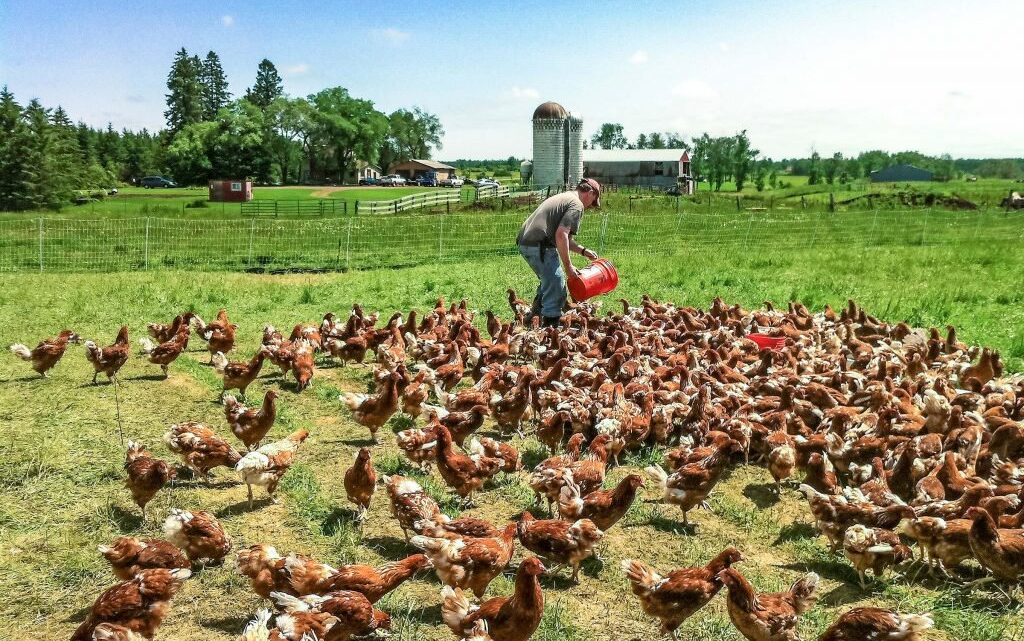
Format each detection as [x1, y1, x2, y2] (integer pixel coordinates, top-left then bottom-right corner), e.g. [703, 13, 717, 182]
[476, 178, 500, 188]
[140, 176, 177, 188]
[415, 173, 438, 187]
[358, 177, 379, 186]
[440, 176, 465, 187]
[379, 174, 407, 186]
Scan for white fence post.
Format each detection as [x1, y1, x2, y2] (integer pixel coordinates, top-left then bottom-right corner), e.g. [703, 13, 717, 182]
[144, 218, 150, 269]
[38, 218, 44, 272]
[345, 217, 353, 270]
[247, 218, 256, 267]
[438, 212, 445, 261]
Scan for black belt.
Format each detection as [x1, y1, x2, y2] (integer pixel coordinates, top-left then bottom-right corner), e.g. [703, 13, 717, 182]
[519, 241, 554, 248]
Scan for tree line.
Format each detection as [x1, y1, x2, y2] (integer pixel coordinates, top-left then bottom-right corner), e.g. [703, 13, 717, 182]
[0, 49, 444, 210]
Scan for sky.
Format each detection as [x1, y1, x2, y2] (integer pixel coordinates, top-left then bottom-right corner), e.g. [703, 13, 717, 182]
[2, 0, 1022, 160]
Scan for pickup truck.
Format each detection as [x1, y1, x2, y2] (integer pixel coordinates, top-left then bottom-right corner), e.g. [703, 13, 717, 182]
[379, 174, 407, 186]
[440, 176, 465, 187]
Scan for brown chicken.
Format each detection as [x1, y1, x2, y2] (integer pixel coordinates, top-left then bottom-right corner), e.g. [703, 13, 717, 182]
[343, 447, 377, 521]
[489, 371, 535, 435]
[138, 327, 188, 378]
[818, 608, 933, 641]
[236, 428, 309, 507]
[411, 523, 518, 598]
[290, 339, 315, 391]
[720, 568, 819, 641]
[84, 326, 130, 383]
[383, 475, 444, 540]
[123, 440, 175, 521]
[558, 473, 644, 531]
[622, 547, 744, 640]
[270, 590, 391, 641]
[163, 421, 242, 479]
[196, 308, 236, 361]
[70, 568, 190, 641]
[397, 423, 440, 470]
[896, 516, 973, 574]
[162, 508, 232, 563]
[91, 623, 148, 641]
[842, 524, 913, 588]
[225, 389, 279, 450]
[212, 349, 265, 398]
[647, 438, 742, 527]
[340, 370, 400, 443]
[529, 434, 613, 513]
[98, 536, 190, 580]
[236, 544, 298, 598]
[441, 556, 545, 641]
[517, 511, 603, 581]
[9, 329, 80, 376]
[435, 423, 503, 505]
[965, 506, 1024, 581]
[441, 404, 490, 446]
[472, 436, 521, 474]
[288, 553, 431, 602]
[146, 312, 193, 344]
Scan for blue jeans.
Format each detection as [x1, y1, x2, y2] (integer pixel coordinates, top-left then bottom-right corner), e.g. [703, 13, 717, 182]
[519, 244, 566, 318]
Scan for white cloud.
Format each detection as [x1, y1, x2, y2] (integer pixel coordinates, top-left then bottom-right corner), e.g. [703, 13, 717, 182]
[221, 15, 234, 27]
[671, 79, 720, 101]
[283, 63, 310, 76]
[718, 41, 730, 52]
[371, 28, 410, 45]
[509, 86, 540, 100]
[629, 50, 648, 64]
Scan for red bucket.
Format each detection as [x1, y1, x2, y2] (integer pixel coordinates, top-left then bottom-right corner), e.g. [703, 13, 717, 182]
[568, 258, 619, 302]
[746, 333, 787, 350]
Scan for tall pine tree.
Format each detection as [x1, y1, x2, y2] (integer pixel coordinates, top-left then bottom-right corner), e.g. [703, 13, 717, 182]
[165, 47, 203, 135]
[0, 87, 36, 211]
[245, 59, 283, 109]
[200, 51, 231, 120]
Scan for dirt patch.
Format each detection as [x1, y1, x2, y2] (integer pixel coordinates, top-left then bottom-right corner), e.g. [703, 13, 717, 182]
[841, 191, 978, 210]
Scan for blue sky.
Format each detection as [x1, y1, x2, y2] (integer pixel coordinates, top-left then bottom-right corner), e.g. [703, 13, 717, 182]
[2, 0, 1022, 159]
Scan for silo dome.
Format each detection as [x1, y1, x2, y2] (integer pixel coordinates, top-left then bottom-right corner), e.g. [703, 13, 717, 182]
[533, 101, 568, 120]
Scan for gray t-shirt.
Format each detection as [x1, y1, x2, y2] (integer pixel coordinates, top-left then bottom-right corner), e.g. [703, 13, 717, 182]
[516, 191, 584, 246]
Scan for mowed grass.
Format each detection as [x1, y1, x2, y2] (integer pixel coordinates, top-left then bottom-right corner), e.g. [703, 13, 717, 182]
[1, 242, 1023, 641]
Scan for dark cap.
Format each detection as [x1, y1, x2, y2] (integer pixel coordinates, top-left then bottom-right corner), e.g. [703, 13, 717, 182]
[578, 178, 601, 207]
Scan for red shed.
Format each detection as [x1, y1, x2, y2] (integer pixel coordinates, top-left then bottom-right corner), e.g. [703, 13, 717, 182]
[208, 179, 253, 202]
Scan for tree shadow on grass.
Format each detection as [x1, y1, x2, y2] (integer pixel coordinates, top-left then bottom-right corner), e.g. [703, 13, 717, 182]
[403, 602, 443, 627]
[216, 496, 272, 518]
[108, 505, 143, 532]
[742, 482, 781, 509]
[773, 521, 817, 544]
[127, 374, 168, 381]
[1, 375, 46, 383]
[322, 507, 360, 536]
[779, 559, 857, 585]
[362, 535, 415, 561]
[647, 513, 698, 536]
[204, 614, 253, 635]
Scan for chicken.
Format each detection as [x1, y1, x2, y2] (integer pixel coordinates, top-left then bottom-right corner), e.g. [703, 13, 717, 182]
[720, 568, 819, 641]
[236, 609, 288, 641]
[340, 370, 400, 443]
[767, 433, 797, 494]
[411, 523, 518, 598]
[236, 544, 299, 599]
[162, 508, 232, 564]
[163, 421, 242, 480]
[212, 349, 266, 398]
[236, 429, 310, 508]
[440, 405, 490, 446]
[9, 329, 80, 377]
[529, 434, 613, 514]
[98, 536, 190, 580]
[383, 475, 444, 540]
[225, 390, 280, 450]
[291, 340, 315, 391]
[965, 506, 1024, 581]
[123, 440, 175, 521]
[343, 447, 377, 521]
[70, 568, 191, 641]
[558, 473, 644, 531]
[288, 553, 431, 602]
[90, 623, 148, 641]
[896, 516, 974, 574]
[435, 423, 503, 505]
[818, 608, 933, 641]
[507, 289, 532, 319]
[489, 371, 535, 435]
[195, 308, 236, 361]
[647, 438, 741, 527]
[516, 511, 603, 581]
[396, 423, 439, 471]
[138, 328, 188, 378]
[270, 590, 390, 641]
[622, 547, 744, 640]
[842, 524, 912, 588]
[85, 326, 130, 384]
[147, 312, 193, 344]
[440, 556, 545, 641]
[472, 436, 521, 474]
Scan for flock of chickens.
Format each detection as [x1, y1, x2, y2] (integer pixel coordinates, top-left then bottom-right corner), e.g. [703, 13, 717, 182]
[9, 291, 1024, 641]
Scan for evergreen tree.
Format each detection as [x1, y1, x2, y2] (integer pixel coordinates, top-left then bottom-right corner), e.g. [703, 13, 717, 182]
[245, 59, 283, 109]
[200, 51, 231, 120]
[731, 130, 758, 192]
[165, 47, 203, 135]
[635, 133, 648, 149]
[648, 132, 666, 149]
[0, 87, 36, 211]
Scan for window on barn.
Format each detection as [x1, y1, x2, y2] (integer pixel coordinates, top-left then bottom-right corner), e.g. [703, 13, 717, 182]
[654, 162, 664, 176]
[231, 182, 242, 191]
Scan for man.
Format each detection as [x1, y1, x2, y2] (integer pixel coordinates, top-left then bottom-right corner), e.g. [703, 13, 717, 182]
[516, 178, 601, 327]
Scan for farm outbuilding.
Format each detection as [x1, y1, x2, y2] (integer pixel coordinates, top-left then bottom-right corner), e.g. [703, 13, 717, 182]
[355, 162, 382, 181]
[388, 159, 456, 181]
[208, 179, 253, 202]
[870, 164, 934, 183]
[582, 149, 694, 191]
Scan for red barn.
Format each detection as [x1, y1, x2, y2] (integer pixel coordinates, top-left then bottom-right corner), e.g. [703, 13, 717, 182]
[208, 179, 253, 202]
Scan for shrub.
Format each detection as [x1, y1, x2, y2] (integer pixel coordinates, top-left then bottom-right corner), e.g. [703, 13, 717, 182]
[184, 198, 209, 209]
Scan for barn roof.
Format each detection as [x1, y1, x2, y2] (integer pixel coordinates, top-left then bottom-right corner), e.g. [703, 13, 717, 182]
[402, 159, 456, 170]
[583, 149, 690, 163]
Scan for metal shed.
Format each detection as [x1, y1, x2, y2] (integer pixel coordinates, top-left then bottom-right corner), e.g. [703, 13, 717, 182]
[869, 164, 933, 183]
[582, 149, 692, 189]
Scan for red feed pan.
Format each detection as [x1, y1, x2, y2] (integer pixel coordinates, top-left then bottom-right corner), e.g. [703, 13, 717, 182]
[747, 333, 787, 350]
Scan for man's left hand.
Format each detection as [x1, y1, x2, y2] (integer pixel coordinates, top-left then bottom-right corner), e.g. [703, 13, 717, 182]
[582, 248, 598, 260]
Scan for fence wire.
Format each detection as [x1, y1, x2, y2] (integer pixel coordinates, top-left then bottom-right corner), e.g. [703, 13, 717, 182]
[0, 207, 1020, 273]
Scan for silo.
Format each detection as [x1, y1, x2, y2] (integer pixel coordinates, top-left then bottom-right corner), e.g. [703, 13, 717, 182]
[519, 160, 533, 185]
[565, 115, 584, 186]
[531, 101, 568, 189]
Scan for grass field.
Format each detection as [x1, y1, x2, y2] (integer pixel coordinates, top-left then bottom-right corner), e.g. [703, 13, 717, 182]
[2, 238, 1023, 641]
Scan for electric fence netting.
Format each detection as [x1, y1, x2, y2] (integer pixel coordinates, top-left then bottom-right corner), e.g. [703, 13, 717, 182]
[0, 205, 1021, 273]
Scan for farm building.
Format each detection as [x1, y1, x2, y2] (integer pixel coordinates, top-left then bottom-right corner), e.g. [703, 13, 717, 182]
[526, 101, 584, 190]
[388, 159, 456, 181]
[208, 179, 252, 202]
[582, 149, 694, 191]
[355, 161, 382, 181]
[870, 164, 934, 182]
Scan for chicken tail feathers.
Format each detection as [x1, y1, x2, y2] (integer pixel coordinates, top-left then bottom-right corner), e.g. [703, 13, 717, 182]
[621, 559, 661, 594]
[440, 586, 472, 634]
[212, 351, 228, 374]
[644, 464, 668, 491]
[789, 571, 819, 614]
[138, 337, 157, 355]
[340, 392, 367, 411]
[8, 344, 31, 361]
[898, 613, 934, 635]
